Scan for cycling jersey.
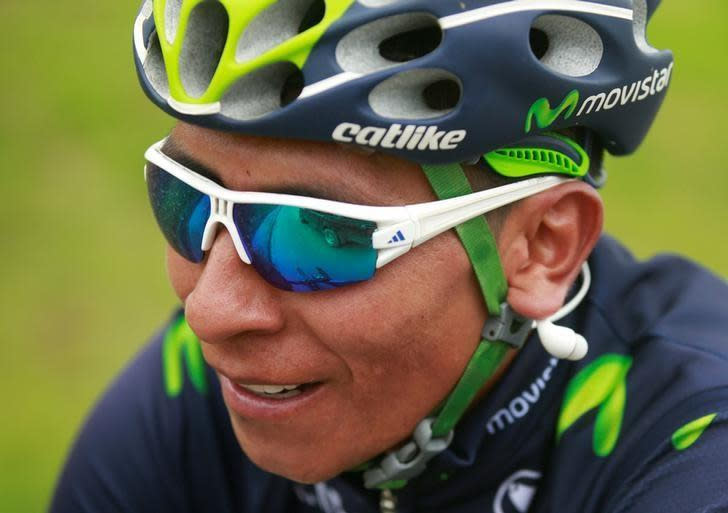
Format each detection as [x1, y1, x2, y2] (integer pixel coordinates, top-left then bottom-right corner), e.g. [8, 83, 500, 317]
[50, 236, 728, 513]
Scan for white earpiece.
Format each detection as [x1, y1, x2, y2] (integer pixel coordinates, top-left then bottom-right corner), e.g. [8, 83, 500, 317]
[532, 262, 592, 361]
[535, 320, 588, 360]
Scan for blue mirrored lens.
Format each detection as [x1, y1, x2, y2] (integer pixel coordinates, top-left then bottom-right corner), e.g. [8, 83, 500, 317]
[146, 163, 210, 262]
[233, 204, 377, 291]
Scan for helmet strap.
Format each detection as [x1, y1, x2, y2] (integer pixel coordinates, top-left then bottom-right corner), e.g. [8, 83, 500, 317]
[363, 163, 527, 490]
[420, 162, 507, 313]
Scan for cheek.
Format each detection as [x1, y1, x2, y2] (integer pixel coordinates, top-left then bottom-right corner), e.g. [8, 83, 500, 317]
[306, 232, 487, 422]
[166, 246, 201, 302]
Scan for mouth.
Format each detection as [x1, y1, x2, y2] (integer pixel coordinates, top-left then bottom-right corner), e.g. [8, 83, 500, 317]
[234, 382, 316, 399]
[218, 374, 326, 420]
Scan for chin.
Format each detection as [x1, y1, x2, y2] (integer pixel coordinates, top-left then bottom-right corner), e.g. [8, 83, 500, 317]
[229, 416, 355, 484]
[243, 442, 346, 484]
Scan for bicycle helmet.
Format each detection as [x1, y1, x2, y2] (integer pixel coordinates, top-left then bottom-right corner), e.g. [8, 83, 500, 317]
[134, 0, 673, 165]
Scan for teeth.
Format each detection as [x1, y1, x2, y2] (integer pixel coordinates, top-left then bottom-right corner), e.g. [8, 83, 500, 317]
[240, 384, 267, 393]
[238, 383, 302, 395]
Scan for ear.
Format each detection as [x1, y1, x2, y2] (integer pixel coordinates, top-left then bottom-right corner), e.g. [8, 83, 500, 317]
[497, 181, 603, 320]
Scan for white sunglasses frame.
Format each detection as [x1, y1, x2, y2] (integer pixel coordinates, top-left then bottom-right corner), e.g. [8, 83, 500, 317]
[144, 139, 571, 270]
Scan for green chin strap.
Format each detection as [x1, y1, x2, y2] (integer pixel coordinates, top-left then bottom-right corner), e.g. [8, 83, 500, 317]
[420, 163, 512, 437]
[362, 162, 522, 490]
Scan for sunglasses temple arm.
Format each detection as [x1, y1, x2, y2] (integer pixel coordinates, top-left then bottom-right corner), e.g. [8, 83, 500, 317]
[407, 176, 569, 248]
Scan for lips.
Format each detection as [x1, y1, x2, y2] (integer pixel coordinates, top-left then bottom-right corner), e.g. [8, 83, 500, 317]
[218, 373, 325, 421]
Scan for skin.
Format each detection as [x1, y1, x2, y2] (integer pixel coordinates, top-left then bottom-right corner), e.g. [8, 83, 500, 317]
[163, 122, 604, 483]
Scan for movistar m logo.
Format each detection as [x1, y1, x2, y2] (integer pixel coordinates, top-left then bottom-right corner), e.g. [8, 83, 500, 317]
[525, 89, 580, 133]
[162, 313, 208, 397]
[526, 62, 674, 133]
[557, 354, 632, 457]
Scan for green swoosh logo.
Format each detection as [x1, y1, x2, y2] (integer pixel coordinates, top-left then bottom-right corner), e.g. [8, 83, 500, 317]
[162, 313, 208, 397]
[525, 89, 580, 133]
[557, 354, 632, 457]
[672, 413, 717, 451]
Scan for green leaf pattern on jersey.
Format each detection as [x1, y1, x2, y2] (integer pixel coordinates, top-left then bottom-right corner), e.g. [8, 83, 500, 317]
[557, 354, 633, 457]
[671, 413, 717, 451]
[163, 313, 208, 397]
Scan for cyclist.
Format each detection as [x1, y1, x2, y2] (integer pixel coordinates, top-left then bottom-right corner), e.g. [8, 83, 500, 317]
[51, 1, 728, 512]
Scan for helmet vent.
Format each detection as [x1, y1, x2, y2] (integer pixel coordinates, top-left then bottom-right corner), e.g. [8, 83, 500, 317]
[299, 0, 326, 33]
[236, 0, 326, 63]
[379, 26, 442, 62]
[368, 69, 461, 120]
[632, 0, 657, 53]
[337, 13, 442, 74]
[422, 79, 460, 111]
[180, 1, 229, 98]
[280, 68, 305, 107]
[529, 28, 549, 60]
[221, 62, 303, 120]
[143, 31, 170, 98]
[164, 0, 183, 43]
[530, 15, 603, 77]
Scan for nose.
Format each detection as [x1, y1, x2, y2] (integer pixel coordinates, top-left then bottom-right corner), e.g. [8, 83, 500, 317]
[183, 227, 286, 344]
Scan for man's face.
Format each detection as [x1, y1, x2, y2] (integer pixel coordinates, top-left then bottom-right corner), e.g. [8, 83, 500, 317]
[164, 123, 488, 483]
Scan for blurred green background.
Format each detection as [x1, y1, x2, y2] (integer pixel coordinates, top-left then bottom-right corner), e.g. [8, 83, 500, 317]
[1, 1, 726, 511]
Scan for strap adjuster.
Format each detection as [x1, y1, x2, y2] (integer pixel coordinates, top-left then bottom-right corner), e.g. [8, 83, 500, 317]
[363, 417, 454, 489]
[481, 303, 532, 349]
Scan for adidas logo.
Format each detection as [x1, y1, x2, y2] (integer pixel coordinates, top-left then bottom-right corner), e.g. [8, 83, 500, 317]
[388, 231, 406, 244]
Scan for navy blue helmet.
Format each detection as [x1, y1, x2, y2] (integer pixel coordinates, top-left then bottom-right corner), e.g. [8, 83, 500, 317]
[134, 0, 672, 164]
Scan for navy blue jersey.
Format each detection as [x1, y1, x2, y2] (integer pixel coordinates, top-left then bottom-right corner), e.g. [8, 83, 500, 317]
[50, 236, 728, 513]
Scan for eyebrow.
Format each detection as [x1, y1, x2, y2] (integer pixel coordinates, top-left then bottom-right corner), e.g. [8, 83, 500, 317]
[160, 136, 344, 201]
[161, 137, 223, 184]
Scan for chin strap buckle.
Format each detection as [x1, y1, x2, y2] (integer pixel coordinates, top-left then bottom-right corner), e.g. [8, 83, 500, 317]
[481, 303, 532, 349]
[363, 417, 454, 489]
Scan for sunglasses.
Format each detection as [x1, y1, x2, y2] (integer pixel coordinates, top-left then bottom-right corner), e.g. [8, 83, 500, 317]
[144, 139, 569, 292]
